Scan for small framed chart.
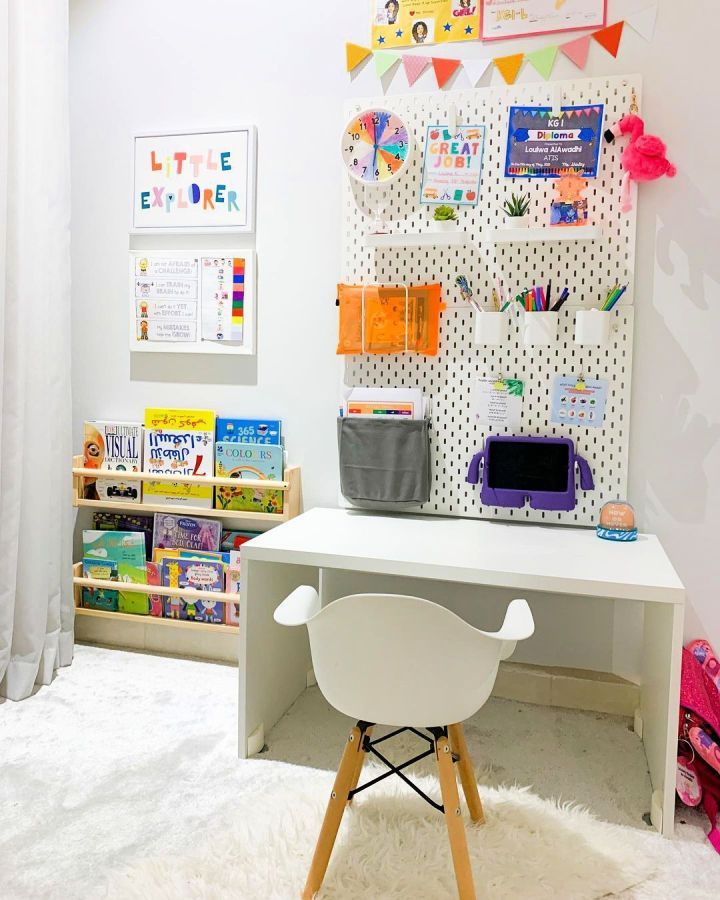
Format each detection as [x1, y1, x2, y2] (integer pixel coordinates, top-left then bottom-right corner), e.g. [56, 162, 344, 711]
[341, 108, 412, 185]
[129, 250, 256, 355]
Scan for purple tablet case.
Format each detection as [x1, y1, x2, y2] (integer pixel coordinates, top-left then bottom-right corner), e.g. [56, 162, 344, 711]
[466, 435, 594, 512]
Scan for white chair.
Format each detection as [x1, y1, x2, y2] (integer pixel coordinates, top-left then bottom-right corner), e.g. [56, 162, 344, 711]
[274, 589, 535, 900]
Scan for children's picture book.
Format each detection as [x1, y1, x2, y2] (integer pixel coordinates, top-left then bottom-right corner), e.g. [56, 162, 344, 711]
[178, 549, 231, 566]
[83, 421, 142, 502]
[215, 442, 284, 514]
[215, 417, 282, 445]
[225, 565, 241, 627]
[143, 408, 215, 507]
[146, 561, 164, 617]
[162, 558, 225, 623]
[152, 513, 222, 552]
[92, 512, 154, 558]
[220, 530, 260, 552]
[82, 531, 148, 615]
[81, 557, 119, 611]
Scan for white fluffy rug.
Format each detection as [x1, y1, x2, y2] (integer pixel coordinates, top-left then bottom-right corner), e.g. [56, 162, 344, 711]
[1, 646, 718, 900]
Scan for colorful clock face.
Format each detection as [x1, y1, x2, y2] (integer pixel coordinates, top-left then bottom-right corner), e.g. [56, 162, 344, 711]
[341, 109, 411, 185]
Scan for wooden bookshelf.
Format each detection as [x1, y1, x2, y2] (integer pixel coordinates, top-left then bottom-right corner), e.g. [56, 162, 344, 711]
[71, 457, 303, 661]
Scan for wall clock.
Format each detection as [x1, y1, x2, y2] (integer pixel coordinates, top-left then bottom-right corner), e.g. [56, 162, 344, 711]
[341, 108, 412, 185]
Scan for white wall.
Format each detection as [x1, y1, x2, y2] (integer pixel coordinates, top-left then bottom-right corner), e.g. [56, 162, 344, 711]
[69, 1, 719, 663]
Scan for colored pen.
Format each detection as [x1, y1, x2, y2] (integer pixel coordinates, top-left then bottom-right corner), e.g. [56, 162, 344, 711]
[551, 288, 570, 312]
[546, 279, 552, 310]
[605, 285, 627, 311]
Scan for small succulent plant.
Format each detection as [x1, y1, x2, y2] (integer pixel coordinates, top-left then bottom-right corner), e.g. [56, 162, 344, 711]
[502, 192, 531, 217]
[433, 204, 458, 222]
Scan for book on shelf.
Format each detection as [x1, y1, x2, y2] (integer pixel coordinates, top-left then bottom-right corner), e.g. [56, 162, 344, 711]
[82, 530, 148, 615]
[81, 557, 119, 611]
[221, 530, 261, 552]
[146, 561, 163, 617]
[92, 512, 154, 558]
[214, 442, 284, 514]
[83, 421, 143, 502]
[225, 565, 241, 626]
[216, 417, 282, 445]
[143, 408, 215, 508]
[152, 513, 222, 553]
[162, 558, 225, 624]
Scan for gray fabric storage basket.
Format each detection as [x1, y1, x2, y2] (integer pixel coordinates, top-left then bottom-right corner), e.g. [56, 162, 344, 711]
[337, 416, 431, 509]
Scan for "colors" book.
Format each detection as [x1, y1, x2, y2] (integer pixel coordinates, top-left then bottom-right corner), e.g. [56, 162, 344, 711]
[215, 442, 284, 514]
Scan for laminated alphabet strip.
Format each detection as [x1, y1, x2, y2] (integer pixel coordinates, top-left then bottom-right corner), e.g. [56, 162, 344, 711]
[344, 5, 656, 85]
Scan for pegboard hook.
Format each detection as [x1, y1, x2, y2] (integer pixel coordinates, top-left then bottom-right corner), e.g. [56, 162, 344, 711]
[447, 102, 458, 133]
[549, 83, 563, 118]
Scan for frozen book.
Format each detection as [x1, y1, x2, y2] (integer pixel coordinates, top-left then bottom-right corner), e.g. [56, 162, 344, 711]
[214, 442, 284, 514]
[162, 558, 225, 624]
[81, 557, 119, 611]
[83, 421, 142, 502]
[152, 513, 222, 552]
[143, 408, 215, 507]
[82, 530, 148, 615]
[215, 418, 282, 445]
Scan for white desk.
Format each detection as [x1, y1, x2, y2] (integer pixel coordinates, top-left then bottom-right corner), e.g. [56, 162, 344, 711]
[239, 507, 684, 836]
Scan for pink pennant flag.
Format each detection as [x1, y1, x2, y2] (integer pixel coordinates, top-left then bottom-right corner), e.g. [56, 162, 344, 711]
[403, 55, 431, 87]
[560, 35, 591, 70]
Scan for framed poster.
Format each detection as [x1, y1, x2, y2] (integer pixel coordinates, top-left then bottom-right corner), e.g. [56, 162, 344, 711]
[131, 127, 256, 233]
[481, 0, 606, 41]
[129, 250, 256, 355]
[504, 104, 604, 178]
[372, 0, 480, 49]
[420, 124, 485, 204]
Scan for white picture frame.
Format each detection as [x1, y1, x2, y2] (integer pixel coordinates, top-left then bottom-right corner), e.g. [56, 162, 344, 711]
[131, 126, 256, 233]
[129, 250, 256, 355]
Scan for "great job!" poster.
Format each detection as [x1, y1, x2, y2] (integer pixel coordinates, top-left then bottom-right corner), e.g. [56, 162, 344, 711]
[420, 124, 486, 205]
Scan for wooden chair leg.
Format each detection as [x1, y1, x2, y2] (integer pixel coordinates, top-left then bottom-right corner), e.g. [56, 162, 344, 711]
[436, 733, 477, 900]
[448, 724, 485, 825]
[347, 726, 372, 804]
[303, 725, 365, 899]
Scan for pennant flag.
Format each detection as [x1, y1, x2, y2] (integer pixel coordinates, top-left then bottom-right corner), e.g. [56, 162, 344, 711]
[463, 57, 492, 86]
[559, 35, 591, 69]
[493, 53, 524, 85]
[592, 21, 624, 58]
[402, 54, 431, 87]
[375, 50, 400, 78]
[526, 45, 558, 80]
[432, 57, 461, 89]
[626, 4, 658, 42]
[346, 42, 371, 73]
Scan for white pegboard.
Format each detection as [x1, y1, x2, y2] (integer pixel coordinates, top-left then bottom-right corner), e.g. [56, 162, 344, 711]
[342, 74, 640, 526]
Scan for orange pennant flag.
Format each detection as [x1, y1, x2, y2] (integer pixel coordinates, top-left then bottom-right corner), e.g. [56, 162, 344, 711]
[432, 57, 461, 89]
[592, 21, 624, 58]
[346, 42, 372, 73]
[493, 52, 524, 85]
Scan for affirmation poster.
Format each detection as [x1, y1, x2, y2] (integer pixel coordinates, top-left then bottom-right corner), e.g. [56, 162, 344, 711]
[472, 377, 524, 428]
[132, 127, 256, 232]
[420, 124, 485, 205]
[372, 0, 480, 49]
[481, 0, 606, 41]
[200, 256, 246, 344]
[550, 376, 608, 428]
[505, 105, 604, 178]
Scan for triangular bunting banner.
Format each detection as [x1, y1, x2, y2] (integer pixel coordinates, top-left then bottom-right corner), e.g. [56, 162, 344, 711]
[374, 50, 400, 78]
[592, 21, 624, 57]
[402, 54, 431, 87]
[626, 4, 658, 42]
[463, 57, 492, 86]
[432, 57, 461, 89]
[526, 45, 558, 80]
[559, 35, 591, 69]
[345, 42, 371, 73]
[493, 53, 524, 85]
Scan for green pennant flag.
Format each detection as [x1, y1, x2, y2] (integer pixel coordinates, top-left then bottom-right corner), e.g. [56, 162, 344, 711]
[526, 45, 558, 80]
[375, 51, 400, 78]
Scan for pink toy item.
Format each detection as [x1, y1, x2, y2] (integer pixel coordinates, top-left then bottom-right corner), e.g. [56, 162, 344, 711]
[604, 114, 676, 213]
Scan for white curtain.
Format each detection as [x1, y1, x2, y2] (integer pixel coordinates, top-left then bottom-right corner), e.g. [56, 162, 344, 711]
[0, 0, 73, 700]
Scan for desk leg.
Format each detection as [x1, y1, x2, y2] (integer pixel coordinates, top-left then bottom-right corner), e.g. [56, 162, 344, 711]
[239, 559, 315, 759]
[639, 601, 683, 837]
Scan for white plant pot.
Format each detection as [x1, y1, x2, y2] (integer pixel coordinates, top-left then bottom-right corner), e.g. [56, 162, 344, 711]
[504, 215, 530, 229]
[474, 311, 508, 346]
[523, 311, 559, 346]
[575, 309, 612, 345]
[432, 219, 458, 232]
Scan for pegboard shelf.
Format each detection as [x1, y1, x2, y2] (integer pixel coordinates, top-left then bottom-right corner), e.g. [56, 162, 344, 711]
[491, 225, 603, 244]
[365, 231, 470, 248]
